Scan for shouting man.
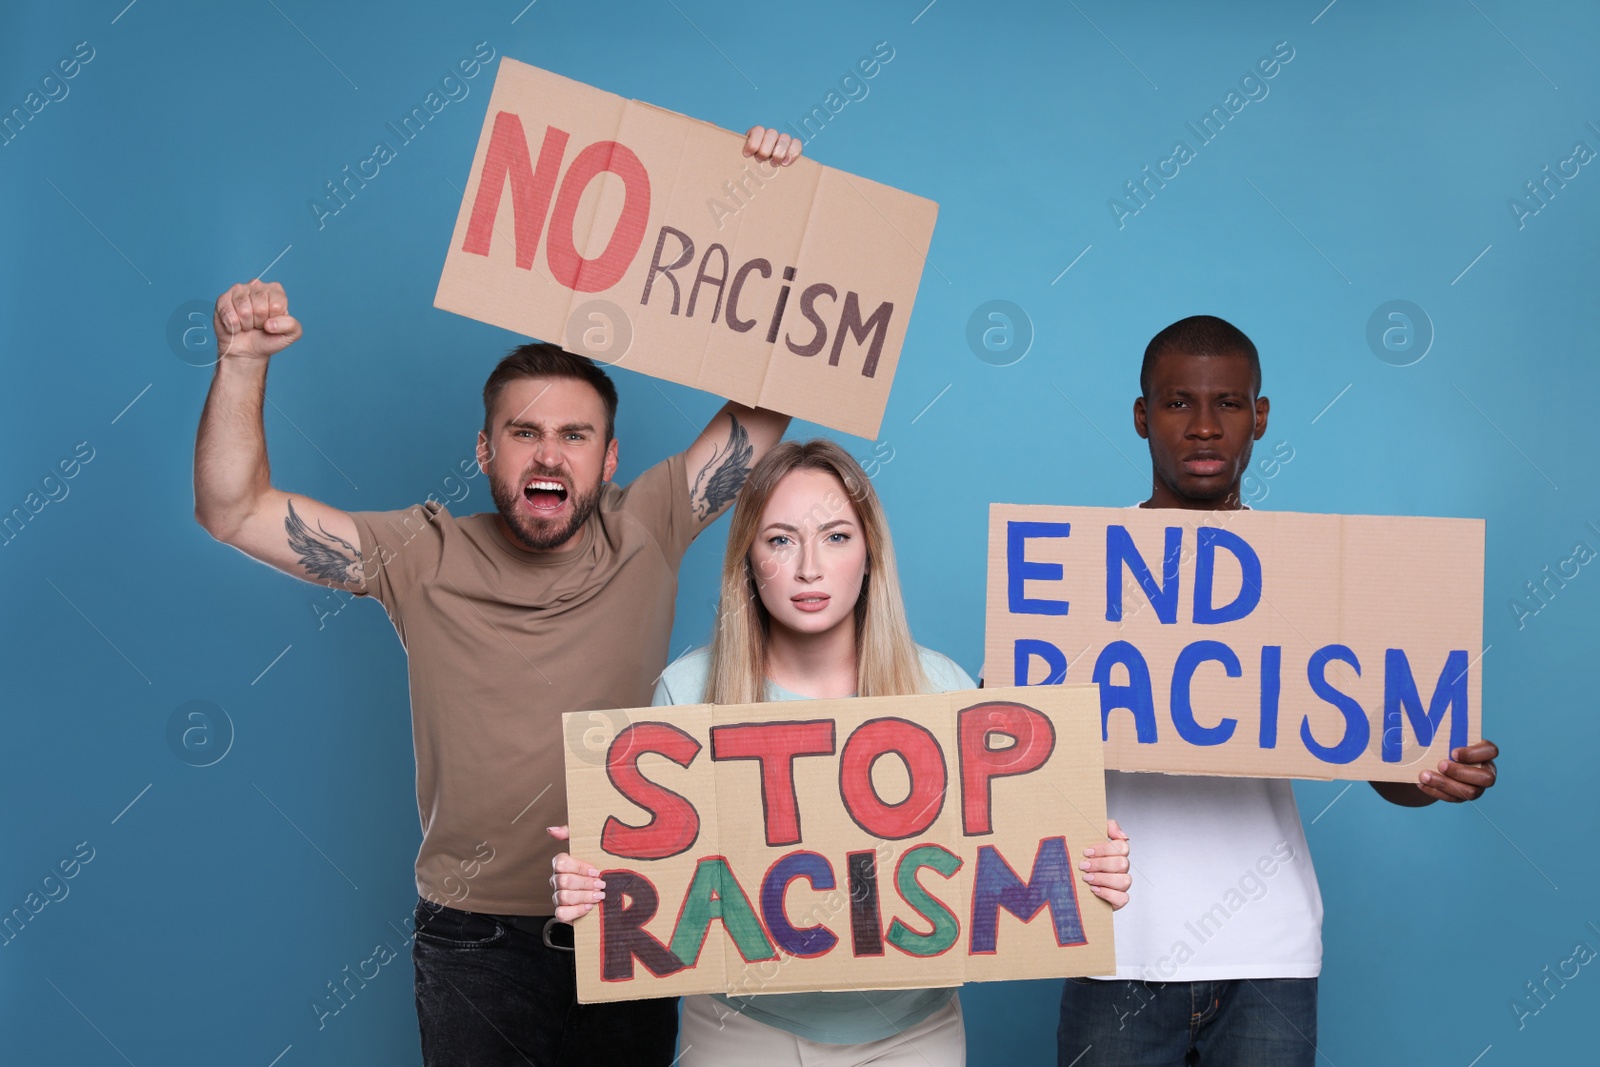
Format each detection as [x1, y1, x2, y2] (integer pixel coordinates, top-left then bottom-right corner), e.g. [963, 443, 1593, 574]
[194, 129, 802, 1067]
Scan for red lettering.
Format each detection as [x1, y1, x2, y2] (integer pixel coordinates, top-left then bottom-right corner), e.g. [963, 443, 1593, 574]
[838, 717, 946, 840]
[710, 720, 837, 847]
[602, 722, 702, 859]
[461, 117, 651, 291]
[958, 702, 1056, 836]
[546, 140, 652, 291]
[462, 113, 568, 270]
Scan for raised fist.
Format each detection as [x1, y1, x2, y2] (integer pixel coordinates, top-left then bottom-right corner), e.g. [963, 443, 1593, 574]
[214, 280, 301, 362]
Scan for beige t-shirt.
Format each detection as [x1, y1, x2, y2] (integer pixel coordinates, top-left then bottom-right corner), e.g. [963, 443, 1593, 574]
[350, 452, 702, 914]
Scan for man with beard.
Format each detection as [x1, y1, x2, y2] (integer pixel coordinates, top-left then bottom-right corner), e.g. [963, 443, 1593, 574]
[193, 128, 802, 1067]
[1054, 315, 1501, 1066]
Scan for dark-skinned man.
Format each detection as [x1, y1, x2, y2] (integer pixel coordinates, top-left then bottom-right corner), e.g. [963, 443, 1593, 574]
[1055, 315, 1500, 1066]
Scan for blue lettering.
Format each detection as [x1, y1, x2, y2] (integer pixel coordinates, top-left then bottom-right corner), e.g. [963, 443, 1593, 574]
[1193, 527, 1262, 624]
[969, 837, 1084, 954]
[1382, 649, 1470, 762]
[1170, 640, 1240, 746]
[760, 851, 839, 958]
[1302, 644, 1369, 764]
[1259, 645, 1282, 749]
[1106, 524, 1181, 624]
[1092, 641, 1157, 743]
[1007, 521, 1072, 616]
[1014, 639, 1068, 686]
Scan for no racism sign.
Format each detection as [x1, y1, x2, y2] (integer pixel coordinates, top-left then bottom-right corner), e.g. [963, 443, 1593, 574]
[436, 59, 939, 439]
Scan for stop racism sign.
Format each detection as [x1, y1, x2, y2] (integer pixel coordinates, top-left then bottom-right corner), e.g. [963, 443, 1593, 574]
[563, 685, 1114, 1003]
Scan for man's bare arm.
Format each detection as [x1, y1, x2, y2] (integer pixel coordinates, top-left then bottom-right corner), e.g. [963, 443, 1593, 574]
[685, 403, 790, 522]
[679, 126, 802, 520]
[193, 281, 366, 591]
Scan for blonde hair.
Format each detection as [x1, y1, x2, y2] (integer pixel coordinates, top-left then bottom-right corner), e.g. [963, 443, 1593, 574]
[704, 439, 928, 705]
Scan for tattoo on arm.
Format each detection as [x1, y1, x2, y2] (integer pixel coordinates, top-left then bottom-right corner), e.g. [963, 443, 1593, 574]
[285, 500, 363, 586]
[690, 414, 753, 521]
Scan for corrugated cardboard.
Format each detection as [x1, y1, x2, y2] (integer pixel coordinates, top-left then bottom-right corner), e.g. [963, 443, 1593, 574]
[983, 505, 1485, 782]
[436, 58, 939, 439]
[562, 685, 1112, 1004]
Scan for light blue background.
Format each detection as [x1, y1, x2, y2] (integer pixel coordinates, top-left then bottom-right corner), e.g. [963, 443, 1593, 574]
[2, 1, 1595, 1064]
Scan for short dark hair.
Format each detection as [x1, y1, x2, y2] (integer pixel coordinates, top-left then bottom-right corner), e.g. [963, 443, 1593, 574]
[481, 343, 619, 440]
[1140, 315, 1262, 398]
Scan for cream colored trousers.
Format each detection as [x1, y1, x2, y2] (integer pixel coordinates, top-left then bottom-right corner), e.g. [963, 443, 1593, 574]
[677, 991, 966, 1067]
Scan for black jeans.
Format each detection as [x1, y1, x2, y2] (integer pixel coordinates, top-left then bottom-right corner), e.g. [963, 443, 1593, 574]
[412, 898, 678, 1066]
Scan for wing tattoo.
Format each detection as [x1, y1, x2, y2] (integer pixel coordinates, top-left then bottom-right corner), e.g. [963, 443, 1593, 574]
[690, 413, 754, 521]
[285, 499, 363, 586]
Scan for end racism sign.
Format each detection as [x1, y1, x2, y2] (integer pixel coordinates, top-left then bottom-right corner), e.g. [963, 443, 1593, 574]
[562, 686, 1113, 1004]
[983, 506, 1486, 782]
[436, 58, 939, 439]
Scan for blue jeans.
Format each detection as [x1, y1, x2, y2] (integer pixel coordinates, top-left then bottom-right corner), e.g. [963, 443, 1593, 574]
[1057, 977, 1318, 1066]
[412, 898, 678, 1066]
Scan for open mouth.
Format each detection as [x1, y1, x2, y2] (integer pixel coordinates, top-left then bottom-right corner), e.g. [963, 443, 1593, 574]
[523, 477, 569, 512]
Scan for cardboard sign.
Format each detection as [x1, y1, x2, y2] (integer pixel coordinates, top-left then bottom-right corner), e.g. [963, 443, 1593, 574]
[983, 505, 1485, 782]
[562, 685, 1112, 1004]
[436, 58, 939, 439]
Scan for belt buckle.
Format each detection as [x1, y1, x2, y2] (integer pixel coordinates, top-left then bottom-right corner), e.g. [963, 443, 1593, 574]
[542, 916, 575, 952]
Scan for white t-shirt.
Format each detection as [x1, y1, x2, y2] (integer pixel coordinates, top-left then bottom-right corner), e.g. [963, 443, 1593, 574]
[984, 502, 1325, 981]
[1099, 772, 1322, 980]
[1098, 502, 1322, 980]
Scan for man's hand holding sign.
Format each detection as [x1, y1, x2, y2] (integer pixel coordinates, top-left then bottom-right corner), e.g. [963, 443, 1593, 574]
[435, 59, 938, 439]
[1044, 317, 1504, 1067]
[1376, 738, 1498, 804]
[194, 84, 838, 1064]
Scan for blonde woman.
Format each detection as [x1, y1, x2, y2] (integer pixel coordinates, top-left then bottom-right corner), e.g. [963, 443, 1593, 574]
[550, 440, 1131, 1066]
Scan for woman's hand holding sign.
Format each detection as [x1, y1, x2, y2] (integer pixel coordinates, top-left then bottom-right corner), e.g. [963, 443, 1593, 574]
[549, 825, 605, 923]
[1081, 819, 1133, 910]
